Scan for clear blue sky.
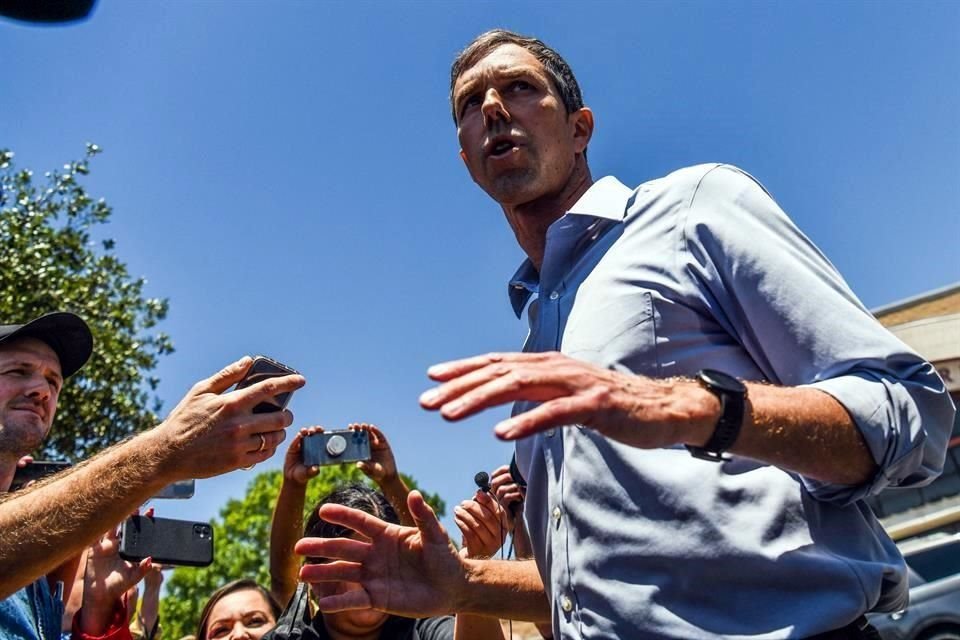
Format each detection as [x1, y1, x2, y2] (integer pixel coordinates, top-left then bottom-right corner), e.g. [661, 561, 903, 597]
[2, 1, 958, 538]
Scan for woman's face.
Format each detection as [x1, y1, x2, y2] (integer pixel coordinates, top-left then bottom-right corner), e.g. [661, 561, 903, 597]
[205, 589, 277, 640]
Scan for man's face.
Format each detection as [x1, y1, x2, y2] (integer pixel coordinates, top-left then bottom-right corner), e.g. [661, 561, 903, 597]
[453, 44, 586, 207]
[0, 337, 62, 456]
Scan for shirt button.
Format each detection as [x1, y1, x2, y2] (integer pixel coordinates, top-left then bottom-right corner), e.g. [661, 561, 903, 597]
[549, 291, 559, 300]
[560, 595, 574, 613]
[552, 506, 562, 527]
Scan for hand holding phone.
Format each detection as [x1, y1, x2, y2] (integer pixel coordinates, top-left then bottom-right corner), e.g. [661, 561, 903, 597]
[10, 460, 71, 491]
[302, 429, 372, 467]
[233, 355, 299, 414]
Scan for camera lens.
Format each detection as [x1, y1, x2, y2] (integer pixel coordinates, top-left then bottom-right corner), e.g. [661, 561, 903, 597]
[326, 434, 347, 457]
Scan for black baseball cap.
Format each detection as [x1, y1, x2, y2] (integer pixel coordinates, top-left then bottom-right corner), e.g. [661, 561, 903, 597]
[0, 312, 93, 378]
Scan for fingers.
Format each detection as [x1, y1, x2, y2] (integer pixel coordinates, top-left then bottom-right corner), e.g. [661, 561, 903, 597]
[408, 491, 449, 546]
[296, 537, 369, 563]
[353, 423, 386, 448]
[313, 587, 372, 613]
[425, 352, 554, 382]
[494, 395, 596, 440]
[454, 502, 498, 550]
[306, 504, 390, 540]
[16, 455, 33, 468]
[299, 560, 364, 585]
[231, 373, 305, 411]
[467, 493, 505, 539]
[356, 460, 382, 478]
[194, 356, 254, 395]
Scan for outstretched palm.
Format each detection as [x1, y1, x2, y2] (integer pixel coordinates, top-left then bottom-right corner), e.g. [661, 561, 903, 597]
[297, 490, 464, 617]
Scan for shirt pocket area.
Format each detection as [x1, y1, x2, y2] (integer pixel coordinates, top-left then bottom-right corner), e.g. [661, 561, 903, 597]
[562, 290, 660, 376]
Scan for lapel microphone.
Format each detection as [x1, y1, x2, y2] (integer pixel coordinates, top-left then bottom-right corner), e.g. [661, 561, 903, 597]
[474, 471, 491, 493]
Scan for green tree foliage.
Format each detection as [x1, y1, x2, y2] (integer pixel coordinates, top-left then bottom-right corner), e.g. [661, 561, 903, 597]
[160, 467, 446, 638]
[0, 145, 173, 460]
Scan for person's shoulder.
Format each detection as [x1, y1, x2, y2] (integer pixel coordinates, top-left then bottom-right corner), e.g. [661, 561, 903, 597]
[653, 163, 766, 199]
[413, 614, 455, 639]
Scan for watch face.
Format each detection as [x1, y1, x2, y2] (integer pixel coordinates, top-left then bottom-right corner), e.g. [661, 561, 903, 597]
[698, 369, 747, 394]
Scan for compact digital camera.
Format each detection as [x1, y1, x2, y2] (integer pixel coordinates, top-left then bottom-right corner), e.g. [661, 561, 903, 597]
[302, 429, 372, 467]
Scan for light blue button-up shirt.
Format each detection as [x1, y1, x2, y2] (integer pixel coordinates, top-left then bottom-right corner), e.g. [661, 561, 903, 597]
[510, 164, 955, 639]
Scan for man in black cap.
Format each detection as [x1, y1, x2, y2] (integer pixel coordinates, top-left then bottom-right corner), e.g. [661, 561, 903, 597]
[0, 311, 306, 639]
[0, 312, 93, 492]
[0, 312, 95, 638]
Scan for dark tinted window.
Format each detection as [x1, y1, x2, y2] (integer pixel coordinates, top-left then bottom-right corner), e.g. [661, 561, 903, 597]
[906, 538, 960, 583]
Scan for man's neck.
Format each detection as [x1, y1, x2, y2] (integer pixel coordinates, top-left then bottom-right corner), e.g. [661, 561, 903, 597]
[502, 161, 593, 272]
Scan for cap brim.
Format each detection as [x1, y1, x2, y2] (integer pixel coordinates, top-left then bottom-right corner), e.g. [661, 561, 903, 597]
[0, 312, 93, 378]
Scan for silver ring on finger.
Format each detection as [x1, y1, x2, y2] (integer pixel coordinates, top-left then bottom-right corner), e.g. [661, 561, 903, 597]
[256, 432, 266, 453]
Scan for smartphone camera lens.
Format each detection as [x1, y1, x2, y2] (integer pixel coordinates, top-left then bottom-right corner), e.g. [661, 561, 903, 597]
[194, 524, 212, 539]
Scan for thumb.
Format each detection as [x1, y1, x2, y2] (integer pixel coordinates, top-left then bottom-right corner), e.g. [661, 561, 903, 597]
[195, 356, 253, 395]
[408, 491, 448, 545]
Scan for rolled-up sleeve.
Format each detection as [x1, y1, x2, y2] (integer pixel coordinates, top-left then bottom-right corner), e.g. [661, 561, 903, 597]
[682, 164, 956, 504]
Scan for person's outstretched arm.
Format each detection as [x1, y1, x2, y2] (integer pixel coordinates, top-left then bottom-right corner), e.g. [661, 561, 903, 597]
[0, 356, 304, 599]
[452, 488, 511, 640]
[269, 426, 322, 606]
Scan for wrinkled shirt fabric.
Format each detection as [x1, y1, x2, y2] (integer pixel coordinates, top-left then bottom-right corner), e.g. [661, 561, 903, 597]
[0, 578, 64, 640]
[511, 164, 955, 639]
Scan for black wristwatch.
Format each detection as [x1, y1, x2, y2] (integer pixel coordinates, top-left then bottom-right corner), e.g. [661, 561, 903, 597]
[685, 369, 747, 462]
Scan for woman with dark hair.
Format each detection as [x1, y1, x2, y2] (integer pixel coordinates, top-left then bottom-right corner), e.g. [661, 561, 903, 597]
[196, 579, 282, 640]
[270, 425, 504, 640]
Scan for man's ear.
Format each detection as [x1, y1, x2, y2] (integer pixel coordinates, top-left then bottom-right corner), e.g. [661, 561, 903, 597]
[571, 107, 594, 154]
[459, 149, 468, 164]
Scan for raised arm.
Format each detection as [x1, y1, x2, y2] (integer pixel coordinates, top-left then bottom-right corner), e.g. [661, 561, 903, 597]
[353, 423, 414, 526]
[0, 356, 304, 599]
[269, 426, 322, 605]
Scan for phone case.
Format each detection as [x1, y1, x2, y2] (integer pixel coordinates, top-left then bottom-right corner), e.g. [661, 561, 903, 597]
[10, 461, 71, 490]
[234, 355, 299, 413]
[119, 515, 214, 567]
[302, 429, 372, 467]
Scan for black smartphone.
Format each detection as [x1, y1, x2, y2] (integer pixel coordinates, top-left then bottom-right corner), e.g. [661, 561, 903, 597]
[118, 515, 214, 567]
[302, 429, 372, 467]
[10, 460, 71, 491]
[233, 355, 299, 414]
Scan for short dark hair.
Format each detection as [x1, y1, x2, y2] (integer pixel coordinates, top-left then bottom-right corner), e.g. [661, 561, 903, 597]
[449, 29, 584, 124]
[196, 579, 282, 640]
[304, 483, 398, 544]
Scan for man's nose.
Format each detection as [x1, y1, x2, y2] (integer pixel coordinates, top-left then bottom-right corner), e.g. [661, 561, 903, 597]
[23, 374, 51, 401]
[481, 88, 510, 128]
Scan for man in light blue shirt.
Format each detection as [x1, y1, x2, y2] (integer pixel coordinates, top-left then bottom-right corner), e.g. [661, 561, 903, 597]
[298, 29, 955, 639]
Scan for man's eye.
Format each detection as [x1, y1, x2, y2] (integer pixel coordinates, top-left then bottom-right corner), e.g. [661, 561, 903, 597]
[460, 95, 481, 116]
[510, 80, 532, 92]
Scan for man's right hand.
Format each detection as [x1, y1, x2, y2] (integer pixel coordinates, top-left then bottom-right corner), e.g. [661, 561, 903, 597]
[296, 490, 464, 617]
[152, 356, 305, 480]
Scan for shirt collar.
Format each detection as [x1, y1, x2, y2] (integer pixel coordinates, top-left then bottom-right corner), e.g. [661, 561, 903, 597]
[507, 176, 633, 317]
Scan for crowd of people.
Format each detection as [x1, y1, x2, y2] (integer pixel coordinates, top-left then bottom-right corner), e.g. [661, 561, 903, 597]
[2, 27, 956, 640]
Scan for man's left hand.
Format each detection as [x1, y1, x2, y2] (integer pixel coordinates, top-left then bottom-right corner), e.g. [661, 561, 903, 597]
[419, 351, 718, 448]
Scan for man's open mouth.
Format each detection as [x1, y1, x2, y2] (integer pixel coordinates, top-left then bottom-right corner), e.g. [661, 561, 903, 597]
[489, 139, 518, 158]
